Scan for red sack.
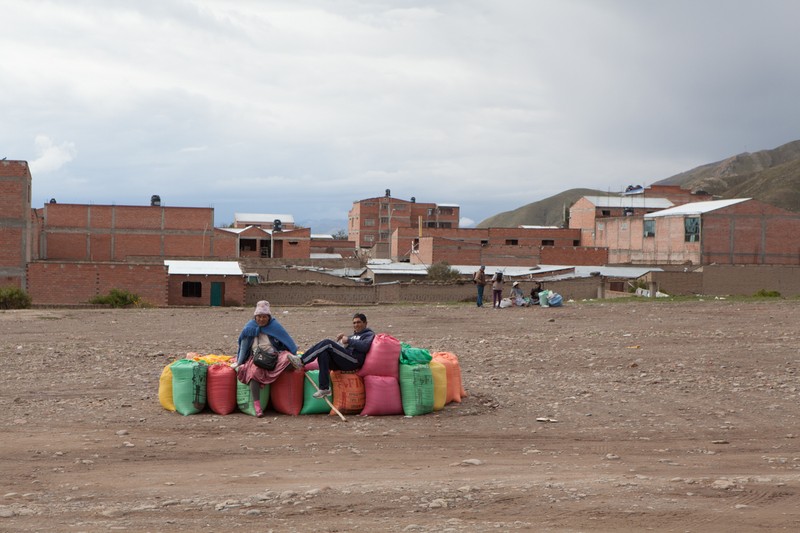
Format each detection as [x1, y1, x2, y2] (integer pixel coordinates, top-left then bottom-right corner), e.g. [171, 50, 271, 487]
[206, 364, 237, 415]
[270, 367, 305, 416]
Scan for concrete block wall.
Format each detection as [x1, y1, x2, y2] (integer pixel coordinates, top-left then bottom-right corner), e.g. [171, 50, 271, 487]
[27, 261, 168, 305]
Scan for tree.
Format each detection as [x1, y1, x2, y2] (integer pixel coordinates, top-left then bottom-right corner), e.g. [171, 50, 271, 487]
[426, 261, 461, 282]
[332, 229, 348, 240]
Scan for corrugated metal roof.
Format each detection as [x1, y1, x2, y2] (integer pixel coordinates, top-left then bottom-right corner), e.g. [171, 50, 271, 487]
[364, 262, 660, 281]
[645, 198, 750, 218]
[165, 260, 243, 276]
[583, 196, 673, 209]
[310, 253, 343, 259]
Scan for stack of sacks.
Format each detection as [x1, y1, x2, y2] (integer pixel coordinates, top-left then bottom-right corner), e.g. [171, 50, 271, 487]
[399, 343, 434, 416]
[159, 353, 238, 415]
[358, 333, 403, 416]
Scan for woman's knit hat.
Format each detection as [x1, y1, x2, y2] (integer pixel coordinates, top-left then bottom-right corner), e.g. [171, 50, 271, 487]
[254, 300, 271, 316]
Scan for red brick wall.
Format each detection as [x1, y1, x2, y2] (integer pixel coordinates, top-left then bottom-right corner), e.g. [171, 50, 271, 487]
[41, 203, 217, 261]
[1, 161, 32, 289]
[26, 261, 168, 306]
[541, 246, 608, 265]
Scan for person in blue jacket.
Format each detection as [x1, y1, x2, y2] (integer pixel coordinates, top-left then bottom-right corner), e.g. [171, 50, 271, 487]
[233, 300, 298, 416]
[288, 313, 375, 399]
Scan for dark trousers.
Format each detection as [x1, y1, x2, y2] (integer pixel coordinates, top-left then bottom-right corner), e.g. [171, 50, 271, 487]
[493, 289, 502, 308]
[301, 339, 361, 390]
[476, 285, 485, 307]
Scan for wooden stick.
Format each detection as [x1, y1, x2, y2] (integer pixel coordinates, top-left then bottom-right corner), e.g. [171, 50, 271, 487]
[303, 371, 347, 422]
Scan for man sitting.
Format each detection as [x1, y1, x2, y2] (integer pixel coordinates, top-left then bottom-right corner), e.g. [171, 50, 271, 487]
[287, 313, 375, 398]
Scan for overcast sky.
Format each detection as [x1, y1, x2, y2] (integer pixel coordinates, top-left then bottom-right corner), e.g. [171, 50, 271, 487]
[3, 1, 799, 231]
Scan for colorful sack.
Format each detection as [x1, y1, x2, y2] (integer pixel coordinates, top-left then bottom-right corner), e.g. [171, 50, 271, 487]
[158, 363, 176, 412]
[431, 352, 465, 403]
[236, 380, 270, 416]
[270, 368, 305, 416]
[429, 361, 447, 411]
[360, 375, 403, 416]
[171, 359, 208, 416]
[358, 333, 400, 378]
[400, 342, 432, 365]
[300, 370, 330, 415]
[330, 371, 366, 415]
[399, 363, 434, 417]
[207, 364, 237, 415]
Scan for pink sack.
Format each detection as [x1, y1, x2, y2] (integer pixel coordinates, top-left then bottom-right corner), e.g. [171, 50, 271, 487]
[360, 375, 403, 416]
[358, 333, 400, 379]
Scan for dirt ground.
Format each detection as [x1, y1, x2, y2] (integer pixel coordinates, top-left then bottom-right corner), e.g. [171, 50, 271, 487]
[1, 299, 799, 532]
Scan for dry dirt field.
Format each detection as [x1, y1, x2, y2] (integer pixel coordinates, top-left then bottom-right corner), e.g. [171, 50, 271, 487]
[1, 299, 799, 532]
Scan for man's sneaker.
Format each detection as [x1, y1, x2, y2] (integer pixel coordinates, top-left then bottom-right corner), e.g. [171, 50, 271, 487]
[287, 353, 304, 370]
[312, 388, 331, 399]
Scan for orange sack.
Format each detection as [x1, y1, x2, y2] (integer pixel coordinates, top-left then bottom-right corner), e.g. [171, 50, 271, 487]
[431, 351, 467, 403]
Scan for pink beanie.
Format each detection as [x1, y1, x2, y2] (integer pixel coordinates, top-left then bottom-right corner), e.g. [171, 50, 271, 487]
[254, 300, 271, 316]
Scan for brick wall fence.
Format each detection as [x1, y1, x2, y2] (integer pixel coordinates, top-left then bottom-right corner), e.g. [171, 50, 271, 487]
[246, 277, 603, 306]
[27, 261, 168, 306]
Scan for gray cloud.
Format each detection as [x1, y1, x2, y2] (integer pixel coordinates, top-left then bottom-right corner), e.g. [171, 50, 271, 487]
[2, 0, 798, 229]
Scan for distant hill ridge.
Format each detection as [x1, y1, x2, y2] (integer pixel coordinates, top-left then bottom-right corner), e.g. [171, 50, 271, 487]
[479, 140, 800, 227]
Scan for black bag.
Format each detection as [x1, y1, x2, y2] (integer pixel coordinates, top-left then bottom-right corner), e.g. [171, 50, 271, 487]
[252, 339, 278, 371]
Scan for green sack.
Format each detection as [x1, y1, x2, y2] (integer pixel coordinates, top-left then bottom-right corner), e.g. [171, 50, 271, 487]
[400, 342, 432, 365]
[236, 380, 270, 416]
[300, 370, 330, 414]
[171, 359, 208, 416]
[399, 363, 434, 417]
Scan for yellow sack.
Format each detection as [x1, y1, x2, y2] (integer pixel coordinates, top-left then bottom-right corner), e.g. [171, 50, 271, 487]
[158, 363, 176, 411]
[429, 361, 447, 411]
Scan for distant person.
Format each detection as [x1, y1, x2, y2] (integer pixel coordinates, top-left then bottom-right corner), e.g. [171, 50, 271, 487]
[234, 300, 298, 417]
[288, 313, 375, 399]
[530, 281, 543, 305]
[491, 271, 504, 309]
[510, 281, 527, 306]
[473, 265, 487, 307]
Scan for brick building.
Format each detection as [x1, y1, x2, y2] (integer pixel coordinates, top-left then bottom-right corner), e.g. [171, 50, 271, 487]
[396, 226, 606, 266]
[596, 198, 800, 265]
[569, 185, 714, 246]
[348, 190, 459, 258]
[0, 161, 33, 289]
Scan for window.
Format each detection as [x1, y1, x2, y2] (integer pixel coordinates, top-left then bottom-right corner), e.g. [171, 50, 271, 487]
[239, 238, 257, 252]
[684, 217, 700, 242]
[542, 239, 554, 246]
[379, 231, 389, 240]
[573, 240, 580, 246]
[601, 210, 611, 216]
[643, 219, 655, 237]
[438, 207, 453, 215]
[505, 239, 519, 246]
[182, 281, 202, 298]
[394, 204, 406, 211]
[438, 222, 452, 229]
[364, 234, 374, 242]
[380, 217, 389, 224]
[481, 240, 488, 246]
[412, 238, 419, 251]
[364, 219, 376, 227]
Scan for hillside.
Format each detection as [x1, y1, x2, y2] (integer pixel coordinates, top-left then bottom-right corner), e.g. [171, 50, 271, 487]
[476, 188, 606, 228]
[653, 139, 800, 212]
[478, 140, 800, 227]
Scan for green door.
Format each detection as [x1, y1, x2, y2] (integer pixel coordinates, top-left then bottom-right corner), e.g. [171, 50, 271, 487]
[210, 282, 224, 307]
